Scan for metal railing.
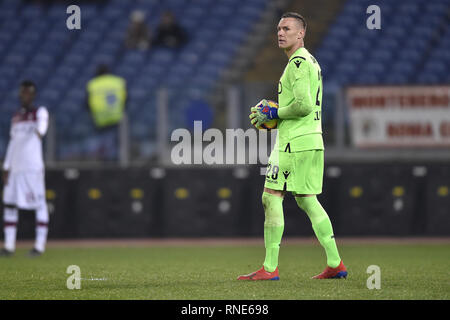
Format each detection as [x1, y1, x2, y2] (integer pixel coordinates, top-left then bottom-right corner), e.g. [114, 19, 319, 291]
[4, 85, 450, 170]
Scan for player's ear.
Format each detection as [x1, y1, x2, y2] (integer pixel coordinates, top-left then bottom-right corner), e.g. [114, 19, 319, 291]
[298, 28, 305, 39]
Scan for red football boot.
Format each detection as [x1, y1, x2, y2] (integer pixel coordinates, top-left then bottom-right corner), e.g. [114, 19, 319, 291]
[237, 266, 280, 281]
[312, 261, 347, 279]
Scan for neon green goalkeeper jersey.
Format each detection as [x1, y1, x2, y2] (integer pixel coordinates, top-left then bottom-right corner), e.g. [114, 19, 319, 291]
[275, 47, 324, 152]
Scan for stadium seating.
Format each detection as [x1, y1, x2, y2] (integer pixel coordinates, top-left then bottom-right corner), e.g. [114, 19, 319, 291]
[0, 0, 270, 160]
[1, 0, 448, 161]
[315, 0, 449, 87]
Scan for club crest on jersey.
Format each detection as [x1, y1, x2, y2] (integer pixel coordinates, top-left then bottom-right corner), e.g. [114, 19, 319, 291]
[289, 56, 305, 68]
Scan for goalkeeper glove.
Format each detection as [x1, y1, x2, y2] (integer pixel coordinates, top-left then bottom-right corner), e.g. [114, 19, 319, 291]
[249, 99, 279, 128]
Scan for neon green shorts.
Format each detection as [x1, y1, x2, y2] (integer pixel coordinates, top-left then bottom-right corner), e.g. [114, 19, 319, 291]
[264, 149, 324, 194]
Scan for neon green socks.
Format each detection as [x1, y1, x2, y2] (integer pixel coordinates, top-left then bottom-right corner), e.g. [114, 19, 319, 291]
[262, 192, 284, 272]
[260, 193, 341, 271]
[296, 196, 341, 268]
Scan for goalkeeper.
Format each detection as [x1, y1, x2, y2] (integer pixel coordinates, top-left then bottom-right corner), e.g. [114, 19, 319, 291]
[238, 12, 347, 280]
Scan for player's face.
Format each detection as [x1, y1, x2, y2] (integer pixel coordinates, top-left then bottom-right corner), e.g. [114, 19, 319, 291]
[277, 18, 304, 49]
[19, 86, 36, 107]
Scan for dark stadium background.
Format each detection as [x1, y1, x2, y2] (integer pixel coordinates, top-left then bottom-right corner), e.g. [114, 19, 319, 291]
[0, 0, 449, 240]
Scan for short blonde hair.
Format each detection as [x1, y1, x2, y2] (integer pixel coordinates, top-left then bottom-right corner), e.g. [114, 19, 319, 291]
[281, 12, 307, 30]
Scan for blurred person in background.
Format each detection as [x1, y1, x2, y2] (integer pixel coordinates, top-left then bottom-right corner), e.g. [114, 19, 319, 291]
[240, 12, 347, 281]
[153, 11, 188, 49]
[125, 10, 152, 50]
[1, 81, 49, 257]
[86, 64, 127, 160]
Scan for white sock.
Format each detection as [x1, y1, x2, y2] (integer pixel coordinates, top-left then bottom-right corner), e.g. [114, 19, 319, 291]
[4, 207, 18, 252]
[35, 205, 49, 252]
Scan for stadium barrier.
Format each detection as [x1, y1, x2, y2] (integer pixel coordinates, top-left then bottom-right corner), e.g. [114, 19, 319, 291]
[1, 164, 449, 239]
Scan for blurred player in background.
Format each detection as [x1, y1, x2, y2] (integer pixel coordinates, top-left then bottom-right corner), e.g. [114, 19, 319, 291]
[240, 12, 347, 280]
[86, 64, 127, 129]
[86, 64, 127, 161]
[1, 81, 49, 257]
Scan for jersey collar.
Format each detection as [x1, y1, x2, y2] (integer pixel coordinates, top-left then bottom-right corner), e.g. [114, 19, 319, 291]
[290, 47, 306, 60]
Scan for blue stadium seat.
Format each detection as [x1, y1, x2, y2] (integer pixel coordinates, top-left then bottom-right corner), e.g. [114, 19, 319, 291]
[202, 19, 226, 32]
[426, 2, 448, 13]
[398, 49, 423, 64]
[399, 2, 421, 15]
[327, 26, 352, 41]
[0, 0, 21, 10]
[356, 73, 380, 85]
[103, 6, 124, 20]
[140, 62, 167, 78]
[423, 61, 446, 75]
[184, 6, 207, 19]
[320, 37, 343, 52]
[90, 53, 116, 67]
[382, 37, 400, 51]
[0, 18, 22, 35]
[0, 7, 17, 20]
[71, 42, 96, 56]
[431, 48, 450, 61]
[2, 97, 19, 113]
[79, 30, 103, 44]
[0, 77, 10, 91]
[206, 51, 231, 68]
[46, 4, 68, 21]
[40, 88, 62, 106]
[414, 25, 435, 39]
[335, 62, 358, 77]
[184, 40, 208, 55]
[109, 0, 133, 9]
[21, 30, 43, 44]
[31, 53, 54, 67]
[21, 66, 48, 83]
[342, 49, 365, 64]
[66, 87, 86, 102]
[114, 65, 138, 82]
[63, 54, 86, 68]
[364, 62, 386, 75]
[391, 62, 415, 78]
[150, 48, 176, 65]
[231, 16, 253, 30]
[416, 73, 441, 84]
[22, 5, 44, 19]
[0, 31, 14, 48]
[4, 54, 26, 67]
[76, 5, 98, 21]
[316, 49, 337, 65]
[0, 65, 18, 79]
[370, 49, 393, 63]
[223, 27, 245, 43]
[47, 76, 71, 93]
[178, 17, 198, 33]
[210, 4, 235, 19]
[128, 87, 148, 103]
[439, 34, 450, 49]
[385, 73, 408, 85]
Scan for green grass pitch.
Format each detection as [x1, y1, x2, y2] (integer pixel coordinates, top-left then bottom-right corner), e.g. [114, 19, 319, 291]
[0, 241, 449, 300]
